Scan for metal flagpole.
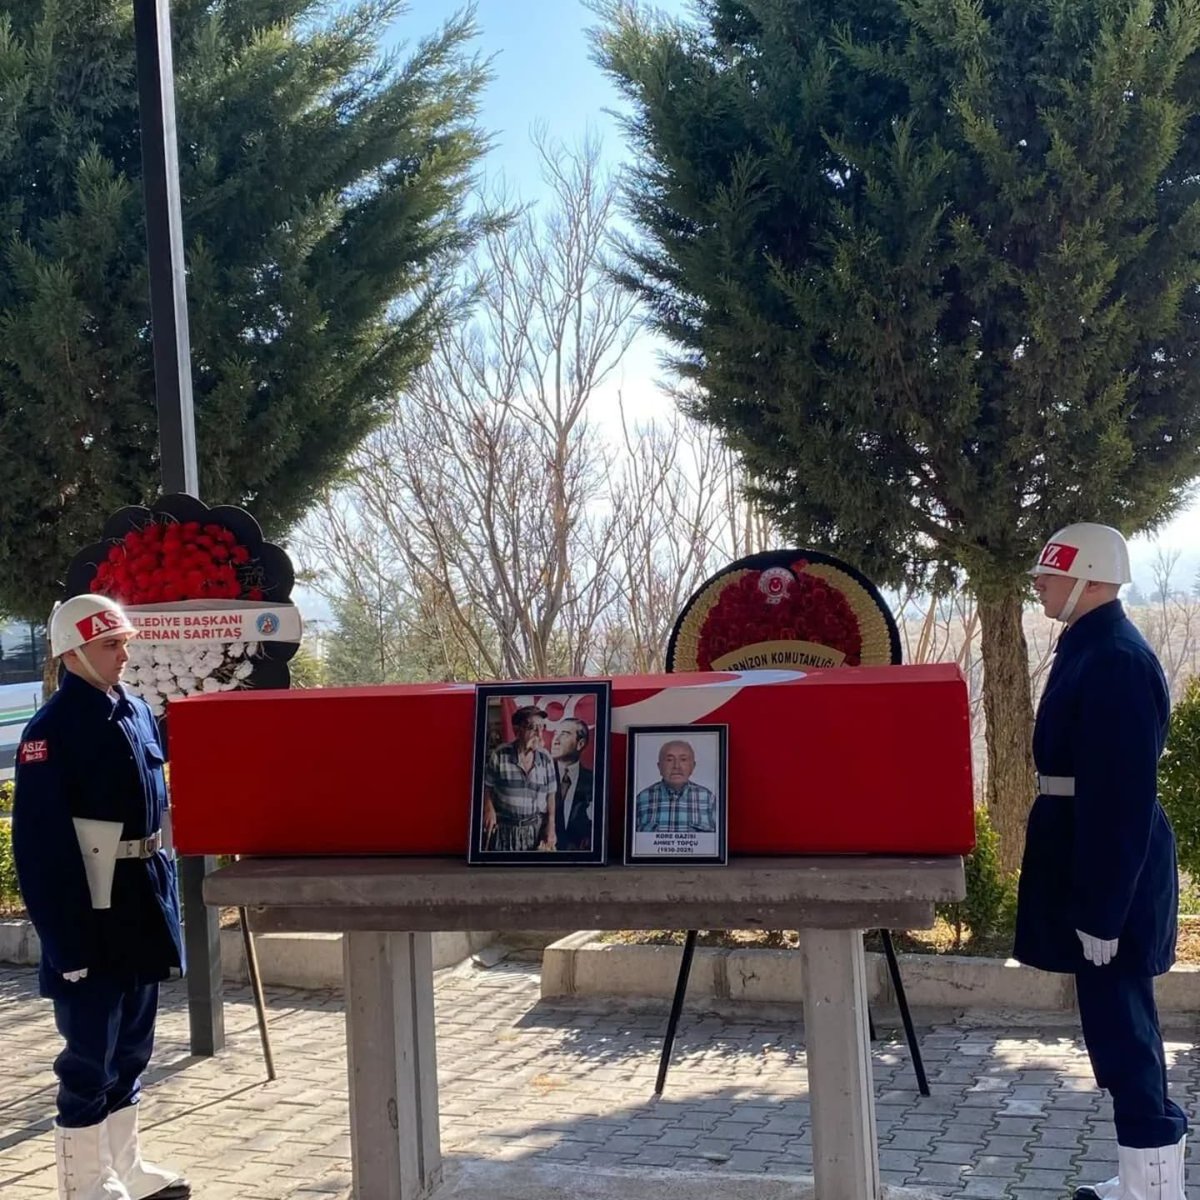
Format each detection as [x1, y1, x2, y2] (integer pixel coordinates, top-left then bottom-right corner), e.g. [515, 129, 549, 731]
[132, 0, 224, 1057]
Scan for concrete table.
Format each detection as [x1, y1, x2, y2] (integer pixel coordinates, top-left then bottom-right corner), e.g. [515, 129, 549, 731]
[204, 855, 964, 1200]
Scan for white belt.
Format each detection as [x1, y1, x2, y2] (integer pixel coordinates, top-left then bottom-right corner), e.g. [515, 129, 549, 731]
[116, 830, 165, 859]
[1037, 775, 1075, 797]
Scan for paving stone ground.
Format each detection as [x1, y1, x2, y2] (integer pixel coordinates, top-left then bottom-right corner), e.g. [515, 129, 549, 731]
[1, 957, 1197, 1200]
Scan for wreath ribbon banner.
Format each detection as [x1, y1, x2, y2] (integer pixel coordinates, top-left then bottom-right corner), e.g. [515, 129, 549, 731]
[710, 639, 847, 671]
[124, 601, 304, 645]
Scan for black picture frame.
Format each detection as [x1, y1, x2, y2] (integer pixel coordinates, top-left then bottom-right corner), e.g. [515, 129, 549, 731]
[469, 680, 612, 866]
[624, 725, 729, 866]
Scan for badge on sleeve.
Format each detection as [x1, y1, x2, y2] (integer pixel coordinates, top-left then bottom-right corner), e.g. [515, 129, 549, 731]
[18, 740, 49, 764]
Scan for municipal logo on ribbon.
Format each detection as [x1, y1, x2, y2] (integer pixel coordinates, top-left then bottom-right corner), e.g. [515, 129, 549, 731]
[255, 612, 281, 636]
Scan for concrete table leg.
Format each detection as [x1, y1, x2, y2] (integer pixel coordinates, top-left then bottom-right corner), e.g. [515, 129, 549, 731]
[344, 931, 443, 1200]
[799, 928, 879, 1200]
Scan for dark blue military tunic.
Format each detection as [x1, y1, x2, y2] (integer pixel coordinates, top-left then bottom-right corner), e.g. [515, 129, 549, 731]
[1014, 600, 1177, 976]
[12, 672, 184, 999]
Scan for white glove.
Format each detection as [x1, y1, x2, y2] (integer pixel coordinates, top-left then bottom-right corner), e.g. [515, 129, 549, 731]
[1077, 930, 1118, 966]
[62, 968, 88, 982]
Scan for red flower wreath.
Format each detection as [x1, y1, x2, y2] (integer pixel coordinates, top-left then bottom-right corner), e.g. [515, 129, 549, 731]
[696, 560, 863, 670]
[89, 520, 265, 606]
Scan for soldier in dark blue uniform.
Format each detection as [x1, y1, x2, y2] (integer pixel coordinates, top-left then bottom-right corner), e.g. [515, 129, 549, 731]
[1015, 523, 1187, 1200]
[13, 595, 190, 1200]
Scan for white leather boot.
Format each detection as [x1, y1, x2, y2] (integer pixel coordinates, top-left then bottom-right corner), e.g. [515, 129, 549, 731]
[1075, 1176, 1121, 1200]
[105, 1106, 191, 1200]
[1077, 1139, 1186, 1200]
[1113, 1142, 1184, 1200]
[55, 1123, 131, 1200]
[1169, 1136, 1187, 1199]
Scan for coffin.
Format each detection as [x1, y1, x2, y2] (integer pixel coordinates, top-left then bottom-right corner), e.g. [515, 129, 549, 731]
[168, 664, 975, 857]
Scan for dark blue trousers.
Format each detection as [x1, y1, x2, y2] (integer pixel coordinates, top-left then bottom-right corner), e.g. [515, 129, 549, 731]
[52, 977, 158, 1129]
[1075, 971, 1188, 1148]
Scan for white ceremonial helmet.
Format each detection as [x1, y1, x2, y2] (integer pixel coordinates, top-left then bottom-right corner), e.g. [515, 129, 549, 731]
[49, 595, 138, 658]
[1029, 523, 1131, 584]
[1029, 523, 1131, 623]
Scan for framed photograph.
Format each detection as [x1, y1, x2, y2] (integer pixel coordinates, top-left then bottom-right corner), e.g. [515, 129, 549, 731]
[624, 725, 728, 865]
[469, 680, 611, 866]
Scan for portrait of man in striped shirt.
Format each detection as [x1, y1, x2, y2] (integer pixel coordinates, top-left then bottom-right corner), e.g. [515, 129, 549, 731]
[482, 704, 558, 852]
[634, 739, 717, 833]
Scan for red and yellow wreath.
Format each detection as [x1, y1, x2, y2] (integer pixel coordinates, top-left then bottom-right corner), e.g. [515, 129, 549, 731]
[668, 554, 898, 672]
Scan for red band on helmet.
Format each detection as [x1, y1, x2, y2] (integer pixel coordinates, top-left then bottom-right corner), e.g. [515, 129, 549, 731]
[1038, 542, 1079, 571]
[74, 610, 126, 643]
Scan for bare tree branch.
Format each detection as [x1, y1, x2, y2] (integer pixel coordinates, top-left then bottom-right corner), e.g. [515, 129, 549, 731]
[298, 136, 780, 684]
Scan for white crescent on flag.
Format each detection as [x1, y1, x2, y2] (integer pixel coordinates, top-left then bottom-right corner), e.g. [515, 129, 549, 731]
[610, 669, 807, 732]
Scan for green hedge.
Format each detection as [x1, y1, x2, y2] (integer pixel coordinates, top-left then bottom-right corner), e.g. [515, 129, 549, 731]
[1161, 676, 1200, 883]
[937, 806, 1018, 949]
[0, 781, 17, 906]
[0, 819, 18, 907]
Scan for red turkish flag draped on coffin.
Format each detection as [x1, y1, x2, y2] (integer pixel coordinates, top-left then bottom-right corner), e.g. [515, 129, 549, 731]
[168, 663, 974, 857]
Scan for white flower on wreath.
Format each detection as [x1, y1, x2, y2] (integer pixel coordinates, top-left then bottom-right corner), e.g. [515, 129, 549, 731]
[124, 641, 261, 718]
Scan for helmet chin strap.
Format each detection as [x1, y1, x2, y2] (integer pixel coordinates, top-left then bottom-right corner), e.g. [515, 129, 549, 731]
[70, 644, 114, 693]
[1056, 577, 1088, 625]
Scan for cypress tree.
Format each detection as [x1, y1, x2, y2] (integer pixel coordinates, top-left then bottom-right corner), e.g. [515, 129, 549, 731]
[0, 1, 491, 620]
[596, 0, 1200, 866]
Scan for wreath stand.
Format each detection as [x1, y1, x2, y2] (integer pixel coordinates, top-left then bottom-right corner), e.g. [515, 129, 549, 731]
[654, 550, 930, 1098]
[235, 858, 277, 1081]
[654, 927, 928, 1097]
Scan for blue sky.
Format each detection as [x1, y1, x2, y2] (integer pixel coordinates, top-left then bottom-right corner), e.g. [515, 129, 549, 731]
[388, 0, 686, 200]
[387, 0, 688, 423]
[383, 1, 1199, 583]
